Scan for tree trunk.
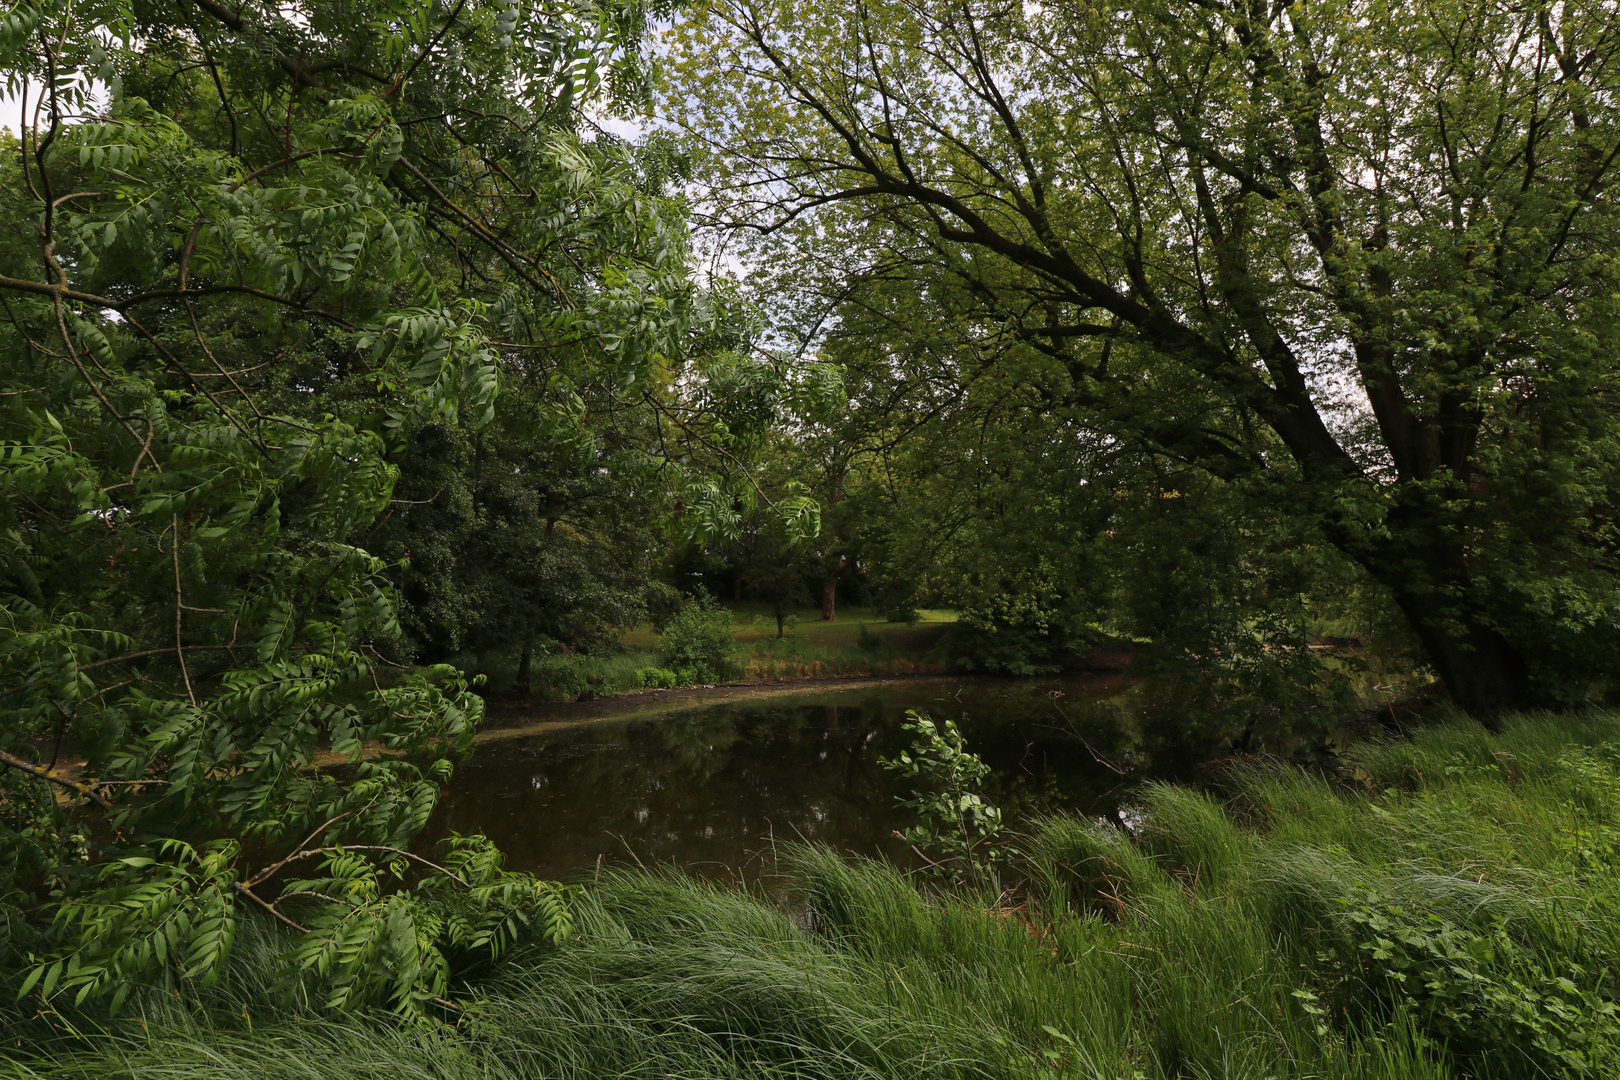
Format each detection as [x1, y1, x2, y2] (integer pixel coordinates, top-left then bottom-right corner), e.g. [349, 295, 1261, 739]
[515, 628, 534, 701]
[1383, 588, 1531, 726]
[1349, 518, 1537, 723]
[774, 603, 786, 638]
[821, 557, 845, 622]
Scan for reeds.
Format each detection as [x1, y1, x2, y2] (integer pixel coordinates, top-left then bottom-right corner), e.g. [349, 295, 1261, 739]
[7, 709, 1618, 1079]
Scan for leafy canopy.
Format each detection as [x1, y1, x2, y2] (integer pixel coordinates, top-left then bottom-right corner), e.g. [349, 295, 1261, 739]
[665, 0, 1620, 715]
[0, 0, 700, 1015]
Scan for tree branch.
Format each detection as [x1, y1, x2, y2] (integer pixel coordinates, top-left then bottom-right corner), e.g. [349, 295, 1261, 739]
[0, 750, 113, 809]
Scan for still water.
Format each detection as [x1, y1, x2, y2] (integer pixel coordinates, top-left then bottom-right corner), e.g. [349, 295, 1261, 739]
[419, 674, 1286, 881]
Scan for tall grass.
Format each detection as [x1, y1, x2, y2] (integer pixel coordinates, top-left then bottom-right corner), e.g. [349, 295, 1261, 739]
[7, 710, 1618, 1079]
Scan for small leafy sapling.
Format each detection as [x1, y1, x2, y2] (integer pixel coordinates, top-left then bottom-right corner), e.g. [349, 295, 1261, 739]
[881, 710, 1011, 884]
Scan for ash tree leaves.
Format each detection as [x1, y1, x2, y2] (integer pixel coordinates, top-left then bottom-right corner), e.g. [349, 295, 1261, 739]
[0, 0, 697, 1019]
[23, 840, 241, 1016]
[277, 834, 573, 1015]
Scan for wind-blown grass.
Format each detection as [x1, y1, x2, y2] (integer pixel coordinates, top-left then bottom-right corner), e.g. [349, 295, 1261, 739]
[5, 710, 1618, 1079]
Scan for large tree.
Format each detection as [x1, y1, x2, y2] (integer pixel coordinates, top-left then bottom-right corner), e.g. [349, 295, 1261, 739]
[0, 0, 692, 1014]
[666, 0, 1620, 716]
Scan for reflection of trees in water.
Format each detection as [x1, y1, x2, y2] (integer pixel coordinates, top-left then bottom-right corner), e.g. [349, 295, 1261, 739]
[423, 703, 912, 879]
[424, 676, 1339, 880]
[655, 709, 748, 783]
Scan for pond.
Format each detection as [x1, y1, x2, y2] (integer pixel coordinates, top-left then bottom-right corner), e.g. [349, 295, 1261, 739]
[419, 673, 1341, 881]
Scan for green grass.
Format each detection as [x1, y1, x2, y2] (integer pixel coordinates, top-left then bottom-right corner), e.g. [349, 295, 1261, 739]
[631, 603, 959, 681]
[10, 710, 1618, 1079]
[470, 605, 960, 701]
[621, 602, 959, 650]
[734, 626, 953, 680]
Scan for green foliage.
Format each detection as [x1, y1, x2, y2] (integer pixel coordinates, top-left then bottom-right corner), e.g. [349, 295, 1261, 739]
[635, 666, 679, 689]
[938, 620, 1076, 678]
[2, 711, 1613, 1079]
[882, 600, 921, 625]
[881, 711, 1008, 882]
[667, 0, 1620, 714]
[0, 0, 697, 1016]
[659, 349, 843, 550]
[275, 833, 574, 1015]
[375, 404, 662, 668]
[657, 591, 739, 683]
[8, 710, 1620, 1078]
[1328, 889, 1616, 1075]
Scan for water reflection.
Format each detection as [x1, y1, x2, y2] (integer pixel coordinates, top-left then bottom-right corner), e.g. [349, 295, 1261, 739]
[419, 675, 1302, 881]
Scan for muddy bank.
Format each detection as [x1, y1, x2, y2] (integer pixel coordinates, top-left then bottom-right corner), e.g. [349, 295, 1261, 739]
[476, 673, 984, 743]
[479, 646, 1141, 740]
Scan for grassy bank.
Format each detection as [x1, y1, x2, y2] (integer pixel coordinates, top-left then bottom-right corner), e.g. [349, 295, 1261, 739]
[726, 604, 956, 681]
[468, 605, 958, 701]
[7, 710, 1617, 1078]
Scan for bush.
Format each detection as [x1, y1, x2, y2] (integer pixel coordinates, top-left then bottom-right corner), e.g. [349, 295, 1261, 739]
[635, 667, 679, 689]
[657, 590, 739, 682]
[937, 619, 1071, 676]
[881, 597, 922, 624]
[528, 655, 589, 699]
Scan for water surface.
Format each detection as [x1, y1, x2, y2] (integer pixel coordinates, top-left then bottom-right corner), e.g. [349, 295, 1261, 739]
[422, 674, 1288, 881]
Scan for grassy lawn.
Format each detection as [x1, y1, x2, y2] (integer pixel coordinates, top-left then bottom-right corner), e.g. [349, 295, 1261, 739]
[622, 602, 957, 648]
[474, 605, 961, 702]
[648, 604, 957, 683]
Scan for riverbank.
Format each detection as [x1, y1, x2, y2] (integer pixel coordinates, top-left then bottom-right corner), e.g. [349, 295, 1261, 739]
[464, 605, 964, 704]
[478, 671, 989, 740]
[9, 709, 1617, 1080]
[467, 605, 1151, 707]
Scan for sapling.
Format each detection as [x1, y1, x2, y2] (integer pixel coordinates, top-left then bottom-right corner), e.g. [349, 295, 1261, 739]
[881, 710, 1011, 884]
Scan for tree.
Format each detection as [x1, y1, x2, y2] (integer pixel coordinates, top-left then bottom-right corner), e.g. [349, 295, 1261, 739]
[785, 396, 885, 623]
[0, 0, 689, 1013]
[737, 505, 817, 636]
[666, 0, 1620, 716]
[368, 351, 665, 691]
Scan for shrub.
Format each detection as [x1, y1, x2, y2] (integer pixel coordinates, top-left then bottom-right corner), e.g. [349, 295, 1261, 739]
[657, 590, 739, 682]
[1328, 887, 1617, 1076]
[882, 599, 921, 624]
[937, 619, 1069, 676]
[635, 667, 679, 689]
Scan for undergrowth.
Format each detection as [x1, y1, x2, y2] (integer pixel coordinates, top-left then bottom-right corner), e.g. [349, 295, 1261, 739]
[4, 710, 1617, 1079]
